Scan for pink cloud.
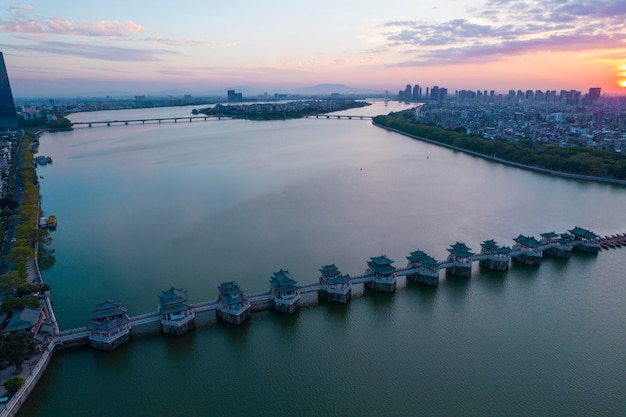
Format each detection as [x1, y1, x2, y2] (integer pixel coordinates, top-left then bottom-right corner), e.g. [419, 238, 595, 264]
[0, 17, 145, 36]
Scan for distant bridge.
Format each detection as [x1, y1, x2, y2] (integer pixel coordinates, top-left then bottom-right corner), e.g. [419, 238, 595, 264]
[72, 114, 373, 128]
[305, 114, 373, 120]
[72, 116, 232, 128]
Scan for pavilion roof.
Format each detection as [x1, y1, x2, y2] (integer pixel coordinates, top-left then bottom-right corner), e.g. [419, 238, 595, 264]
[367, 255, 396, 274]
[513, 235, 541, 248]
[540, 232, 559, 239]
[270, 269, 298, 291]
[326, 274, 350, 285]
[480, 240, 511, 255]
[159, 287, 188, 307]
[91, 300, 128, 320]
[569, 226, 598, 239]
[447, 242, 473, 258]
[218, 281, 243, 296]
[319, 264, 341, 278]
[407, 250, 437, 267]
[3, 307, 42, 333]
[159, 287, 191, 314]
[218, 281, 248, 305]
[481, 239, 498, 248]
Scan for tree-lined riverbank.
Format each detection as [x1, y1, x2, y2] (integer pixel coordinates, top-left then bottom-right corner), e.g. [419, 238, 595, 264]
[373, 112, 626, 182]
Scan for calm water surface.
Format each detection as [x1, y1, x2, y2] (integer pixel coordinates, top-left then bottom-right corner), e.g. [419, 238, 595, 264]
[18, 102, 626, 416]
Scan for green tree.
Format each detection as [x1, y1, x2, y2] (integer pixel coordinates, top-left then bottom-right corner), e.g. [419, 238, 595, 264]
[0, 333, 34, 373]
[3, 376, 24, 395]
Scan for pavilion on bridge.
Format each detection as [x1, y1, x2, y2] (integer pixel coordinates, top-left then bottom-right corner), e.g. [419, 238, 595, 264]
[365, 255, 396, 292]
[217, 281, 251, 324]
[270, 269, 300, 313]
[158, 287, 195, 336]
[318, 264, 351, 303]
[512, 235, 543, 265]
[540, 232, 573, 258]
[446, 242, 474, 277]
[569, 226, 601, 253]
[406, 250, 439, 286]
[87, 301, 131, 351]
[479, 240, 511, 271]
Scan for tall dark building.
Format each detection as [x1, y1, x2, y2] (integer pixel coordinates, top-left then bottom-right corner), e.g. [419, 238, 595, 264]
[412, 84, 420, 100]
[227, 89, 243, 103]
[0, 52, 18, 130]
[588, 87, 601, 101]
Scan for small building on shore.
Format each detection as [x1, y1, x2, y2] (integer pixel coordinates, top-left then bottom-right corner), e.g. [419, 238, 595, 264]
[365, 255, 397, 292]
[318, 264, 351, 303]
[158, 287, 195, 336]
[2, 306, 45, 337]
[270, 269, 300, 313]
[217, 281, 251, 325]
[87, 301, 131, 351]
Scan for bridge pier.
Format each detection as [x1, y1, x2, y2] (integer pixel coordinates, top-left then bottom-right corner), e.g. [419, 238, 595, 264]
[479, 258, 509, 271]
[446, 263, 472, 278]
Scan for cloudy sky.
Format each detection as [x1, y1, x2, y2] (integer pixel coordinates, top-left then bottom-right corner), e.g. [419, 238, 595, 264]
[1, 0, 625, 97]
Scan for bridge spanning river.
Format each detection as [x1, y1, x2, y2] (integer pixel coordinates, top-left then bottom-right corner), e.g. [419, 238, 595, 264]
[72, 114, 373, 128]
[50, 230, 625, 348]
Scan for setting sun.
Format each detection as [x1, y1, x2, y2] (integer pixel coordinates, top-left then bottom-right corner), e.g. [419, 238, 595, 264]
[620, 80, 626, 88]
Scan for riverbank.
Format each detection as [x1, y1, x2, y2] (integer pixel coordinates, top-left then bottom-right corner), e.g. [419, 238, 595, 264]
[373, 121, 626, 186]
[0, 129, 57, 417]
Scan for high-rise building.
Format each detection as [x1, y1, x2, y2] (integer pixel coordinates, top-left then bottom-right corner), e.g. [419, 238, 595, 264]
[430, 86, 439, 101]
[0, 52, 18, 131]
[227, 89, 243, 102]
[588, 87, 601, 101]
[412, 84, 420, 101]
[404, 84, 412, 101]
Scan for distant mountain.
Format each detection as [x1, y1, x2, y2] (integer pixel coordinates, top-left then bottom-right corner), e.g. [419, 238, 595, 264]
[291, 84, 384, 95]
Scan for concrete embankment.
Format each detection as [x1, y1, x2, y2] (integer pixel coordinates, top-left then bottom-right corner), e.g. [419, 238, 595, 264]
[372, 122, 626, 187]
[0, 343, 55, 417]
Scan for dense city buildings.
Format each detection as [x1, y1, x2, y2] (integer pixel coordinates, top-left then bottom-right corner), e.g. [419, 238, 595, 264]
[396, 83, 626, 153]
[0, 52, 18, 130]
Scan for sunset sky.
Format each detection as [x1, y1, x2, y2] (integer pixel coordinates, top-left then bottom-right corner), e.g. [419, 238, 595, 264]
[1, 0, 625, 97]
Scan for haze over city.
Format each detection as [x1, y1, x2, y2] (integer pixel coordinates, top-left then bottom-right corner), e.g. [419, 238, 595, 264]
[1, 0, 626, 97]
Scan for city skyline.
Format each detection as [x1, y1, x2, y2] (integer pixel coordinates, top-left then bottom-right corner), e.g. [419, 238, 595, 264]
[1, 1, 626, 97]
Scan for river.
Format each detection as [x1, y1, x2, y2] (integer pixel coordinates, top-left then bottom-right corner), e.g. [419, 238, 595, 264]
[18, 101, 626, 416]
